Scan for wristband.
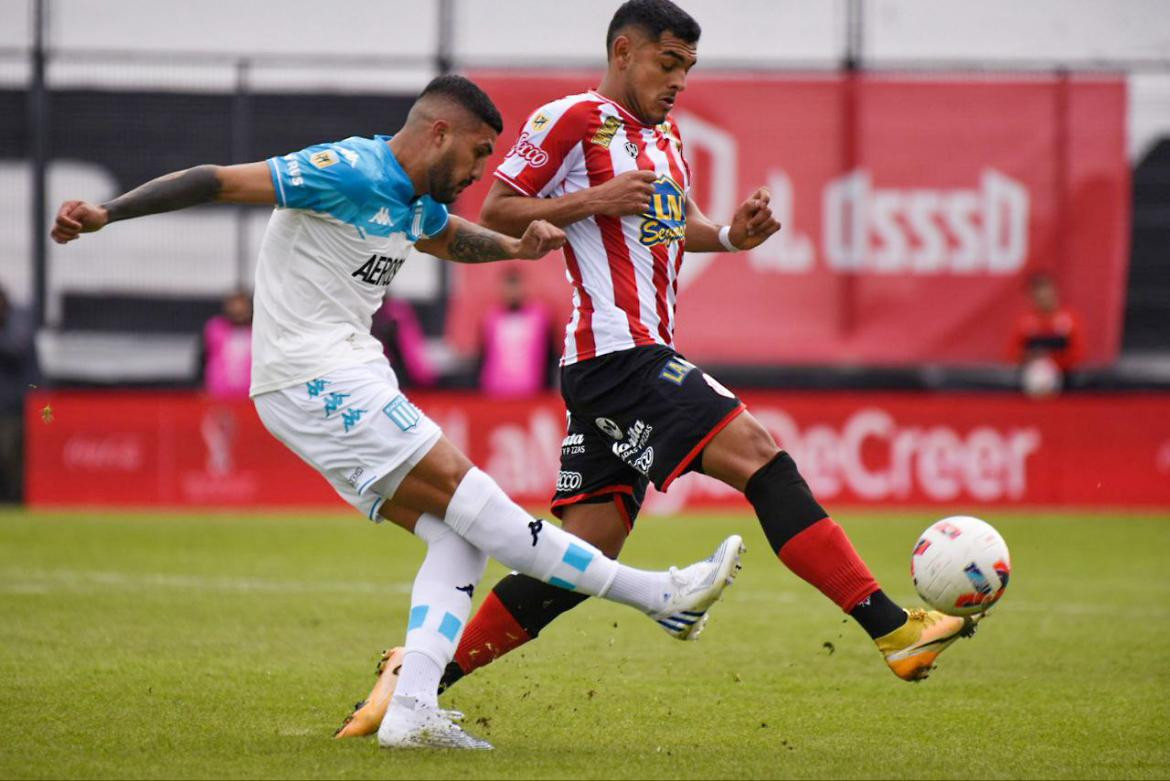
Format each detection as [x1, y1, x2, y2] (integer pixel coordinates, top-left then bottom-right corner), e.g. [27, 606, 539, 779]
[718, 225, 739, 253]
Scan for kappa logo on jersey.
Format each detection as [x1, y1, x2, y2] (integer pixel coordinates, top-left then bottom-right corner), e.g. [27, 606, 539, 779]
[506, 132, 549, 168]
[530, 112, 550, 132]
[351, 253, 406, 286]
[591, 115, 622, 148]
[309, 149, 339, 169]
[639, 175, 686, 247]
[369, 207, 394, 227]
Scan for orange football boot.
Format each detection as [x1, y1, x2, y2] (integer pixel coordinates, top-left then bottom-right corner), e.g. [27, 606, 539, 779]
[334, 647, 404, 738]
[876, 609, 980, 681]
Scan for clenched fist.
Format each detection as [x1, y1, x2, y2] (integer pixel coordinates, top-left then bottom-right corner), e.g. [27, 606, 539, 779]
[592, 170, 658, 217]
[51, 200, 109, 244]
[516, 219, 567, 259]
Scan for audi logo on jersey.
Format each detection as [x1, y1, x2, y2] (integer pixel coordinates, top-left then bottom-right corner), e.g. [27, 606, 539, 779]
[506, 132, 549, 168]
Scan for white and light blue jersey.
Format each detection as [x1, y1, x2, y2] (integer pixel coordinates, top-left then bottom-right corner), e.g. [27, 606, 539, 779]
[249, 135, 449, 396]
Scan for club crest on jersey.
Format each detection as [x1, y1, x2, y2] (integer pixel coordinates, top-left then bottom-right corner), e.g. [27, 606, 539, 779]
[639, 175, 686, 247]
[530, 112, 550, 132]
[590, 116, 622, 148]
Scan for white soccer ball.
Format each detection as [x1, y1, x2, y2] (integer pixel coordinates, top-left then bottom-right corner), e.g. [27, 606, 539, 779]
[910, 516, 1012, 617]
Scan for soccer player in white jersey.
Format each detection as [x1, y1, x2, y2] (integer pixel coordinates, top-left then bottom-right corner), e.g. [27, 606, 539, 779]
[332, 2, 982, 717]
[50, 75, 745, 751]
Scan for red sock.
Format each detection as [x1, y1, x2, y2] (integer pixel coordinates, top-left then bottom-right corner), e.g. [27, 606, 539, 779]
[453, 591, 532, 674]
[778, 517, 880, 611]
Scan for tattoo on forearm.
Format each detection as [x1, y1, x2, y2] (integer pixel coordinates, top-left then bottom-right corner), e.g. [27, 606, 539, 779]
[447, 224, 511, 263]
[101, 165, 222, 223]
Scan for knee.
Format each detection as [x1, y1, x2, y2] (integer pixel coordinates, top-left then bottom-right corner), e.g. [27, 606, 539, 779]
[560, 503, 629, 559]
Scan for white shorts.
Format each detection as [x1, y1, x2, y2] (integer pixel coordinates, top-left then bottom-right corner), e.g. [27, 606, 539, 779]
[253, 360, 442, 521]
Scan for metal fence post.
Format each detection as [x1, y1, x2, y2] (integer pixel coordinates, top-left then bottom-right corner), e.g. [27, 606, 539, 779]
[29, 0, 49, 328]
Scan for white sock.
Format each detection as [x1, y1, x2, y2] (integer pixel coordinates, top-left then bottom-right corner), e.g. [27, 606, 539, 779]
[443, 468, 673, 614]
[393, 513, 488, 709]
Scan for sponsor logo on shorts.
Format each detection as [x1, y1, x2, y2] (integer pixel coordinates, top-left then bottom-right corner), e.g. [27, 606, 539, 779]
[595, 417, 624, 440]
[556, 471, 583, 492]
[702, 372, 736, 399]
[456, 583, 475, 597]
[346, 466, 365, 487]
[612, 420, 655, 475]
[506, 132, 549, 167]
[383, 395, 421, 432]
[659, 358, 695, 385]
[633, 447, 655, 475]
[561, 432, 586, 455]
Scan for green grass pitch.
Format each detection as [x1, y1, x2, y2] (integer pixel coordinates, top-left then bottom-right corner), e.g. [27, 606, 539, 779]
[2, 507, 1168, 779]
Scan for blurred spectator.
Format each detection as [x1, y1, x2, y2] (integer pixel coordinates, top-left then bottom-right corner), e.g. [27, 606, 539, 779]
[202, 290, 253, 399]
[1010, 272, 1083, 397]
[372, 296, 437, 389]
[479, 268, 556, 398]
[0, 285, 39, 503]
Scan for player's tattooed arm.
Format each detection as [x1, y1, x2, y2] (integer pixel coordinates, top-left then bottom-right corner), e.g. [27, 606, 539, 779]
[418, 215, 566, 263]
[101, 166, 223, 223]
[51, 162, 275, 244]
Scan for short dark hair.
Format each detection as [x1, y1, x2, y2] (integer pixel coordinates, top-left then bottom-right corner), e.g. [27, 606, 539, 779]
[418, 74, 504, 134]
[606, 0, 701, 58]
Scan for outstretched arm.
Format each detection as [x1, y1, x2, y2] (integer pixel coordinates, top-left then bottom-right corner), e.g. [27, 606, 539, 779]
[415, 214, 566, 263]
[684, 188, 781, 253]
[50, 162, 275, 244]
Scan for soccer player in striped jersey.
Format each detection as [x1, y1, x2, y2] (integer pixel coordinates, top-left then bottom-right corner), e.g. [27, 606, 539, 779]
[51, 74, 746, 751]
[336, 1, 982, 737]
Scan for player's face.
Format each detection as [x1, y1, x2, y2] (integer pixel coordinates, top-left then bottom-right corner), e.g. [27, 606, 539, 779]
[620, 31, 697, 124]
[429, 122, 497, 204]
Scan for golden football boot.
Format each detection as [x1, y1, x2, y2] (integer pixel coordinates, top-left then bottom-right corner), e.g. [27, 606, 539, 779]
[876, 608, 979, 681]
[334, 647, 405, 738]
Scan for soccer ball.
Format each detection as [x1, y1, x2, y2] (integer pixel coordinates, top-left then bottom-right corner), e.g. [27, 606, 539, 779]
[910, 516, 1011, 617]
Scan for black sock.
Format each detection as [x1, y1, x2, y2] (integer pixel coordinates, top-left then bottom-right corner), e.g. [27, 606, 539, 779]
[437, 574, 589, 694]
[849, 589, 907, 638]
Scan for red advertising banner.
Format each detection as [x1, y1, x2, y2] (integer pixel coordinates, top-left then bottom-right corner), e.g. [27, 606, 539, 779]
[447, 72, 1128, 367]
[26, 391, 1170, 511]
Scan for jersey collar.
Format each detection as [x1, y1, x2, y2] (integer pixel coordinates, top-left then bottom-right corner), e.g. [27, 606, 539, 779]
[376, 134, 423, 205]
[588, 90, 654, 128]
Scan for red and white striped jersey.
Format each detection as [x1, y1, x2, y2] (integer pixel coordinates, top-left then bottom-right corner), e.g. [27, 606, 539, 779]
[494, 91, 692, 366]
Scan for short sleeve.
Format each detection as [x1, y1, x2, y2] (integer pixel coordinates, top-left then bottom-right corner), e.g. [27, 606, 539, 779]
[421, 198, 449, 238]
[494, 99, 594, 198]
[267, 141, 375, 216]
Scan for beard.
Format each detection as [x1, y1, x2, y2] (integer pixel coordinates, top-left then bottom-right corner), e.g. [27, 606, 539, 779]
[427, 153, 468, 205]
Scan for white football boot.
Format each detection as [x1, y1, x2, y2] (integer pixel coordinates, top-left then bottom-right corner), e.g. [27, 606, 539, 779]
[651, 534, 744, 640]
[377, 695, 493, 750]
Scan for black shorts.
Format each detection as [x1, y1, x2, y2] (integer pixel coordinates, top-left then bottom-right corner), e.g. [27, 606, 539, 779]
[551, 344, 744, 526]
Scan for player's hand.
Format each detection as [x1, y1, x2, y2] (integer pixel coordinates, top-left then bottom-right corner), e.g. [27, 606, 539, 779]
[51, 200, 108, 244]
[592, 170, 657, 217]
[727, 187, 781, 251]
[515, 219, 566, 259]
